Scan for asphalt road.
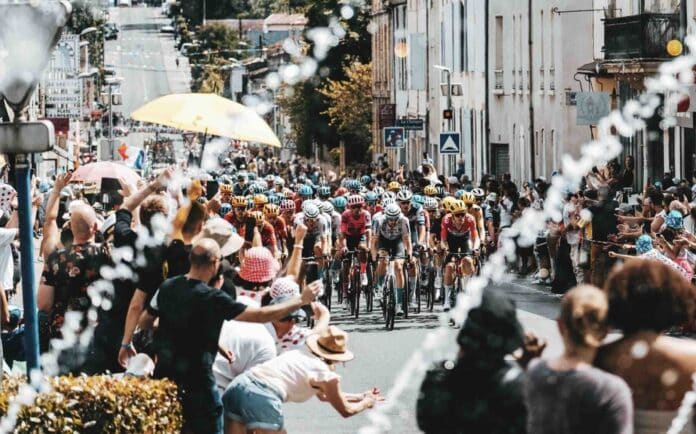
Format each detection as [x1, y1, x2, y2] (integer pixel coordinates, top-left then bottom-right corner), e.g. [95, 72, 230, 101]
[105, 5, 190, 151]
[282, 277, 563, 434]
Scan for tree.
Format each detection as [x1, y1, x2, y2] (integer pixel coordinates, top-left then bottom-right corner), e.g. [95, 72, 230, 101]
[197, 22, 239, 54]
[319, 62, 372, 163]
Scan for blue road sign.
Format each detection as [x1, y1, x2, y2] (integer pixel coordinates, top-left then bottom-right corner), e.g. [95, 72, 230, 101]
[439, 132, 460, 154]
[384, 127, 405, 148]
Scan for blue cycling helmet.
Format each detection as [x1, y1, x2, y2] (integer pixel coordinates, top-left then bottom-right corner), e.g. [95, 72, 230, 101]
[318, 185, 331, 198]
[268, 194, 280, 205]
[247, 172, 257, 181]
[347, 180, 361, 192]
[332, 196, 347, 211]
[361, 175, 372, 185]
[454, 189, 466, 199]
[299, 185, 313, 198]
[365, 191, 378, 204]
[411, 194, 425, 207]
[219, 203, 232, 217]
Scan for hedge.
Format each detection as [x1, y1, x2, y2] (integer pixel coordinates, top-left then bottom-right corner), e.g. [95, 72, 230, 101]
[0, 375, 182, 433]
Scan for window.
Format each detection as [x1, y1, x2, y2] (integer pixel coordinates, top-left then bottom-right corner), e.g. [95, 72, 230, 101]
[495, 15, 503, 91]
[460, 0, 467, 72]
[539, 9, 544, 91]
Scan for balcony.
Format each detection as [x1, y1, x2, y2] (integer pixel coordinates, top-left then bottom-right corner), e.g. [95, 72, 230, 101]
[549, 67, 555, 92]
[539, 67, 545, 92]
[603, 13, 679, 60]
[494, 69, 503, 94]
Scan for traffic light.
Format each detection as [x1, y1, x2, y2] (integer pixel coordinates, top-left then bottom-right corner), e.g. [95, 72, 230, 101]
[443, 109, 453, 120]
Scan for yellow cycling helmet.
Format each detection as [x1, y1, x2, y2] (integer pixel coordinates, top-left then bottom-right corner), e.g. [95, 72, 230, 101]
[249, 210, 265, 224]
[232, 196, 248, 207]
[253, 194, 269, 206]
[461, 192, 475, 205]
[387, 181, 401, 192]
[451, 200, 468, 214]
[441, 196, 457, 213]
[423, 185, 437, 197]
[263, 203, 280, 218]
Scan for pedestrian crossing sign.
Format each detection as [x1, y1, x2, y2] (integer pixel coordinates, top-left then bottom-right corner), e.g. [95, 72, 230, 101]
[383, 127, 405, 148]
[439, 132, 460, 154]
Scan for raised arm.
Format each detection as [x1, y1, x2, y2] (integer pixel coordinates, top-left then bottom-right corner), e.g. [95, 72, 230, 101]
[123, 167, 173, 212]
[40, 173, 71, 259]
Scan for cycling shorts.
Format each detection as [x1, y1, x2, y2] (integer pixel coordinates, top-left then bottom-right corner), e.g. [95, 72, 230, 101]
[346, 234, 367, 251]
[378, 236, 405, 258]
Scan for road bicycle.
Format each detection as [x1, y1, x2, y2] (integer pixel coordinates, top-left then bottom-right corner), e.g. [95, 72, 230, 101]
[379, 254, 409, 331]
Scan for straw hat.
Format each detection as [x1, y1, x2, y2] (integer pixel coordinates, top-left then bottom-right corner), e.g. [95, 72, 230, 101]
[193, 218, 244, 257]
[306, 325, 354, 363]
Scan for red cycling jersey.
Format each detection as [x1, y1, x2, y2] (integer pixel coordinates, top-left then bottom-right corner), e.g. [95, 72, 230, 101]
[270, 217, 287, 245]
[340, 209, 372, 237]
[441, 213, 478, 241]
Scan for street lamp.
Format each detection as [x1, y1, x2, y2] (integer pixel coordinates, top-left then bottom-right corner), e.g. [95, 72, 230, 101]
[103, 76, 122, 161]
[433, 64, 453, 130]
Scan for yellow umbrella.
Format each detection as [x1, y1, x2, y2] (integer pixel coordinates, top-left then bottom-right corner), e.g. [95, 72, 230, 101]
[130, 93, 281, 147]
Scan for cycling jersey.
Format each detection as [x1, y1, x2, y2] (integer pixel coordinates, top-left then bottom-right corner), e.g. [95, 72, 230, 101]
[429, 213, 443, 241]
[269, 218, 286, 247]
[293, 213, 329, 238]
[469, 204, 486, 240]
[224, 213, 247, 236]
[373, 214, 410, 241]
[405, 205, 426, 245]
[340, 209, 372, 237]
[440, 213, 478, 242]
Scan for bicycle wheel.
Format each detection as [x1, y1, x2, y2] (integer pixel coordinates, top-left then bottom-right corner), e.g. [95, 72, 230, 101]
[321, 271, 332, 312]
[402, 263, 410, 320]
[351, 267, 360, 319]
[426, 266, 435, 312]
[365, 260, 374, 313]
[415, 266, 422, 314]
[337, 268, 344, 305]
[385, 275, 395, 331]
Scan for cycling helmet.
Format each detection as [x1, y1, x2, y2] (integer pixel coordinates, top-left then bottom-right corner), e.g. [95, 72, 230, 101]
[268, 194, 280, 205]
[347, 180, 361, 192]
[247, 198, 254, 210]
[387, 181, 401, 192]
[232, 196, 248, 207]
[373, 186, 385, 196]
[320, 201, 334, 214]
[424, 197, 438, 210]
[360, 175, 372, 185]
[297, 175, 307, 184]
[423, 185, 438, 197]
[247, 172, 257, 181]
[471, 188, 485, 199]
[219, 202, 232, 217]
[318, 185, 332, 198]
[461, 192, 475, 205]
[365, 191, 378, 204]
[249, 210, 265, 224]
[382, 197, 396, 207]
[454, 190, 466, 199]
[220, 184, 234, 195]
[280, 199, 295, 213]
[435, 185, 446, 198]
[299, 185, 313, 197]
[284, 190, 295, 199]
[253, 194, 268, 206]
[265, 174, 275, 182]
[441, 196, 457, 213]
[332, 196, 347, 211]
[347, 194, 365, 207]
[395, 189, 412, 202]
[303, 203, 320, 219]
[274, 177, 285, 186]
[263, 203, 280, 218]
[381, 191, 395, 202]
[411, 194, 425, 207]
[384, 203, 401, 220]
[451, 200, 468, 214]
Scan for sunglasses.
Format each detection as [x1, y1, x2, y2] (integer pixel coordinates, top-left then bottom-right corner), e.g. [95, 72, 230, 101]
[351, 205, 362, 209]
[399, 201, 410, 206]
[235, 207, 246, 211]
[453, 213, 466, 218]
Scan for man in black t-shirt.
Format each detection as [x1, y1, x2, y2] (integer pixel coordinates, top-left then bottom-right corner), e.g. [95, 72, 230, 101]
[588, 187, 619, 286]
[139, 238, 321, 434]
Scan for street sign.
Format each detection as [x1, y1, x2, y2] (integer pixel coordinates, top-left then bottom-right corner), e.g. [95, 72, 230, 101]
[43, 33, 81, 118]
[396, 118, 424, 131]
[576, 92, 610, 126]
[0, 121, 55, 154]
[439, 132, 460, 155]
[383, 127, 405, 148]
[379, 104, 396, 129]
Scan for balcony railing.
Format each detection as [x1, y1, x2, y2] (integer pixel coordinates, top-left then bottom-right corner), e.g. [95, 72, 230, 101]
[603, 13, 679, 60]
[539, 67, 545, 91]
[494, 69, 503, 91]
[549, 67, 555, 91]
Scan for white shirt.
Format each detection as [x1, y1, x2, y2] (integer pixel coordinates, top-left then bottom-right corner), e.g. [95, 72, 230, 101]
[0, 229, 17, 290]
[249, 347, 340, 403]
[499, 197, 514, 228]
[212, 295, 276, 392]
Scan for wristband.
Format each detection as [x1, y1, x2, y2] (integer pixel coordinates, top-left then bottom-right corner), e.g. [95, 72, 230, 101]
[293, 245, 303, 249]
[120, 342, 133, 350]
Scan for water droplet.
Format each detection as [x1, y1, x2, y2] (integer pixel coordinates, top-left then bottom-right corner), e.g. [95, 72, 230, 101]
[661, 369, 679, 387]
[630, 341, 649, 359]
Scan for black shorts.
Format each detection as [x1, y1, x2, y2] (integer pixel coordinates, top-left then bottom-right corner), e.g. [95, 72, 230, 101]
[378, 236, 405, 258]
[445, 235, 471, 263]
[302, 232, 321, 258]
[346, 234, 367, 251]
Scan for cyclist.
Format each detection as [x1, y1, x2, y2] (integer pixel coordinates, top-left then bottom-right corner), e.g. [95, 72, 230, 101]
[372, 203, 412, 316]
[424, 196, 444, 295]
[387, 181, 401, 193]
[338, 195, 372, 309]
[253, 193, 268, 212]
[365, 191, 380, 215]
[272, 177, 285, 194]
[462, 191, 486, 246]
[279, 199, 296, 252]
[264, 203, 287, 259]
[440, 199, 479, 311]
[293, 202, 330, 278]
[332, 195, 347, 214]
[296, 184, 314, 213]
[361, 175, 375, 191]
[224, 195, 249, 235]
[396, 189, 426, 310]
[233, 173, 248, 196]
[317, 184, 332, 202]
[248, 210, 279, 258]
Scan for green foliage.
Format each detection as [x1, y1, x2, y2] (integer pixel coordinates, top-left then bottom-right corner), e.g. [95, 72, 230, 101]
[0, 375, 182, 433]
[197, 22, 239, 54]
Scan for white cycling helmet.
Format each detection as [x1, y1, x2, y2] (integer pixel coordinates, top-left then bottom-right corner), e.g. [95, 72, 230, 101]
[303, 203, 320, 219]
[395, 189, 412, 202]
[384, 203, 401, 219]
[320, 201, 334, 214]
[424, 197, 438, 210]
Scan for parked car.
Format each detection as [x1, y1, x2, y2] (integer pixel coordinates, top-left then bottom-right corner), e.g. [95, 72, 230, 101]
[159, 25, 175, 34]
[104, 23, 119, 40]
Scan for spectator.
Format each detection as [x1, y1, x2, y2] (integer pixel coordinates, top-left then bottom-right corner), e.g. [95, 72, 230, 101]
[596, 259, 696, 434]
[525, 285, 633, 434]
[588, 186, 618, 286]
[138, 238, 321, 434]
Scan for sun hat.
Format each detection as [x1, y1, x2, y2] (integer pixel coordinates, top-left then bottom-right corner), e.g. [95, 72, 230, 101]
[194, 218, 244, 257]
[239, 247, 280, 283]
[306, 325, 354, 362]
[665, 209, 684, 230]
[457, 289, 524, 356]
[270, 276, 300, 299]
